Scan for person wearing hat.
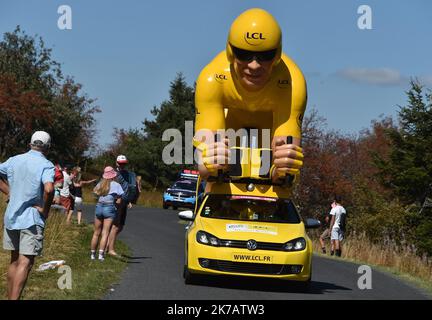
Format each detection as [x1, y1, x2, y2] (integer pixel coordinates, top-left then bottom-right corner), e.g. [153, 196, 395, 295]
[106, 154, 138, 256]
[90, 166, 124, 261]
[193, 8, 307, 184]
[0, 131, 55, 299]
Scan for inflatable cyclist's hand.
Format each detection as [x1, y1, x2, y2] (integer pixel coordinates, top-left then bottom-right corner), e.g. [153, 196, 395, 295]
[271, 137, 304, 184]
[201, 138, 230, 174]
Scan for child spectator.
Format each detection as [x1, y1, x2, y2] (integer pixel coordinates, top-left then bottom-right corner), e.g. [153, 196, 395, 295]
[53, 163, 64, 205]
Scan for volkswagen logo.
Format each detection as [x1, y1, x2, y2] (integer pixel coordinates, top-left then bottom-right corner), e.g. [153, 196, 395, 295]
[246, 240, 258, 251]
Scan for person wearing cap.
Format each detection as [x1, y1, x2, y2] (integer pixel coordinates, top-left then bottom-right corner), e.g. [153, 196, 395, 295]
[106, 155, 138, 256]
[0, 131, 55, 299]
[91, 166, 124, 261]
[193, 8, 307, 184]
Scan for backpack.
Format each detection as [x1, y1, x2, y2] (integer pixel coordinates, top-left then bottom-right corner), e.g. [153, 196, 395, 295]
[122, 170, 139, 204]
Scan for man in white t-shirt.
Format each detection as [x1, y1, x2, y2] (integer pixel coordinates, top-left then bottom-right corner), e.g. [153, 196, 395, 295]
[329, 195, 346, 257]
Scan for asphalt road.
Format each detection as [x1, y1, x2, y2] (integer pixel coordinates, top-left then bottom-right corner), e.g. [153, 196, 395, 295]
[81, 205, 430, 300]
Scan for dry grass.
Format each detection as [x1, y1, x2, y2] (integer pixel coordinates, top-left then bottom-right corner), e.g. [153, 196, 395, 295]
[312, 230, 432, 289]
[135, 190, 163, 208]
[0, 198, 77, 298]
[0, 199, 9, 291]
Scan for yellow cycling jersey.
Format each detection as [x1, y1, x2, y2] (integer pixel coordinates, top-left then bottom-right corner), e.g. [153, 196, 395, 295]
[194, 51, 307, 142]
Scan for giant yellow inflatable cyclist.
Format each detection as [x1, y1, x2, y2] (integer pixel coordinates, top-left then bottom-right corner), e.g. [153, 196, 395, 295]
[193, 8, 307, 185]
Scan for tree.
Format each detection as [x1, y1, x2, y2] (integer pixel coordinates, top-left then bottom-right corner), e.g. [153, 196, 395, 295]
[94, 73, 196, 188]
[375, 80, 432, 204]
[374, 80, 432, 256]
[0, 26, 100, 162]
[140, 73, 195, 187]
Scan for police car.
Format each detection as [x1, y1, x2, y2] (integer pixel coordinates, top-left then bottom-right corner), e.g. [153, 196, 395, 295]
[163, 170, 205, 210]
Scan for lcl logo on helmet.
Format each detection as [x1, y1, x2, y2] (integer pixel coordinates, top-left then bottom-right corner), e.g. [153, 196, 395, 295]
[244, 32, 266, 46]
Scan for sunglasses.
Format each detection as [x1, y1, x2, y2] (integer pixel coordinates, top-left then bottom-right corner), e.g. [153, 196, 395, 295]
[231, 45, 277, 62]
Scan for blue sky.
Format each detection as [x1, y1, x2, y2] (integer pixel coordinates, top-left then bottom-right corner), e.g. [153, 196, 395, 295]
[1, 0, 431, 146]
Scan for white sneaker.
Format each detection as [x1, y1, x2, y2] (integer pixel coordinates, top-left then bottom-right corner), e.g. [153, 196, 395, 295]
[90, 253, 96, 260]
[98, 254, 105, 261]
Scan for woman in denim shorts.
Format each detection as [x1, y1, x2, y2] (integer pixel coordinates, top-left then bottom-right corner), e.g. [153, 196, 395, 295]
[90, 166, 124, 261]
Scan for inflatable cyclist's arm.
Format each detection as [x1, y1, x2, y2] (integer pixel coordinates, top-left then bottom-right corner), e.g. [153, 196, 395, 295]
[272, 57, 307, 146]
[271, 57, 307, 183]
[193, 67, 225, 178]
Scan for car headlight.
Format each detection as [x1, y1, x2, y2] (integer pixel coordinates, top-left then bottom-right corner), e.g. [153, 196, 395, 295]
[283, 237, 306, 251]
[196, 231, 220, 247]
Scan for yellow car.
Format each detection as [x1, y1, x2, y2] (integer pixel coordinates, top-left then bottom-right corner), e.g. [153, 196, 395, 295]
[179, 180, 321, 290]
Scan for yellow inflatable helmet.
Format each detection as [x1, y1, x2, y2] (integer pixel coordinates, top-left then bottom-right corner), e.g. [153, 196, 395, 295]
[226, 8, 282, 65]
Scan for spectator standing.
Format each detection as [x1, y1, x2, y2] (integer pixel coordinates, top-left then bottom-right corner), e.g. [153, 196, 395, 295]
[106, 155, 139, 256]
[329, 195, 346, 257]
[53, 163, 64, 205]
[319, 211, 333, 255]
[90, 166, 124, 261]
[0, 131, 54, 300]
[61, 165, 76, 223]
[69, 166, 96, 225]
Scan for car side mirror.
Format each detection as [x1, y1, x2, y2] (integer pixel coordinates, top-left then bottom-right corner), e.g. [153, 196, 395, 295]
[305, 218, 321, 229]
[178, 210, 194, 221]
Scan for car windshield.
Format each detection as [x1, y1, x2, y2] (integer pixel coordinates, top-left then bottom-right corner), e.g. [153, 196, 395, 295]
[172, 180, 196, 191]
[200, 194, 301, 224]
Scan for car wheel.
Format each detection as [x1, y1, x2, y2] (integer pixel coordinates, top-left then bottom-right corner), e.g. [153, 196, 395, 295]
[297, 278, 311, 293]
[183, 265, 196, 285]
[298, 265, 312, 293]
[173, 206, 178, 210]
[163, 203, 168, 209]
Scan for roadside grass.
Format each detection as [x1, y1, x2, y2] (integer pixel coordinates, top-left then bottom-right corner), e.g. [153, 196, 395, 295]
[311, 231, 432, 296]
[135, 190, 163, 208]
[82, 186, 163, 208]
[0, 195, 129, 300]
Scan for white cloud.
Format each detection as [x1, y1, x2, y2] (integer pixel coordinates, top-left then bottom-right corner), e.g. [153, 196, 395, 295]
[336, 68, 403, 86]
